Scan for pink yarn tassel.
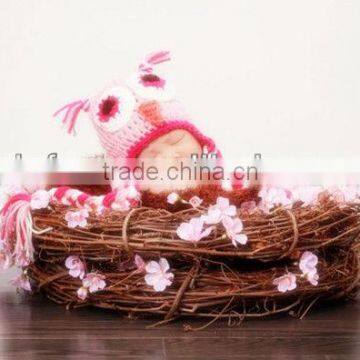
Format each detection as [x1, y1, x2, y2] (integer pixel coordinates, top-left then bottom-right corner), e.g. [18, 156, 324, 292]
[0, 193, 33, 266]
[139, 50, 171, 73]
[53, 99, 90, 136]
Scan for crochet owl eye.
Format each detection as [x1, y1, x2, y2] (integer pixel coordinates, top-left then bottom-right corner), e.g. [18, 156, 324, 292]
[95, 86, 136, 132]
[127, 72, 175, 102]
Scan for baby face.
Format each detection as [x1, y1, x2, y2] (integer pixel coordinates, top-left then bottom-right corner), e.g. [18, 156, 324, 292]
[136, 129, 207, 193]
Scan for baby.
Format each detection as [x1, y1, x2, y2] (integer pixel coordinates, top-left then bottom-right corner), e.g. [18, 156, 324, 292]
[54, 51, 221, 193]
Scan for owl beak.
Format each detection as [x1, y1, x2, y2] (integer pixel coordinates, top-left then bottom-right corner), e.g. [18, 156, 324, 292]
[138, 101, 164, 126]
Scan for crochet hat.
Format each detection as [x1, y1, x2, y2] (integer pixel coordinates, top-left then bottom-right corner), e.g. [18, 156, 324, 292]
[54, 51, 219, 167]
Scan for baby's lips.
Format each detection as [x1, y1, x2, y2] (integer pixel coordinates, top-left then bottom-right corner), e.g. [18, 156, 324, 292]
[138, 101, 164, 126]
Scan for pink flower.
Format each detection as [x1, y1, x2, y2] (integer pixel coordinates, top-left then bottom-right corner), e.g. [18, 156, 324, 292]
[222, 217, 248, 246]
[259, 187, 293, 211]
[77, 286, 88, 300]
[329, 186, 360, 204]
[30, 190, 50, 210]
[65, 209, 89, 228]
[82, 273, 106, 293]
[205, 197, 237, 225]
[11, 273, 31, 291]
[176, 217, 213, 243]
[299, 251, 318, 275]
[306, 272, 319, 286]
[86, 196, 105, 215]
[134, 254, 146, 272]
[240, 201, 257, 214]
[145, 258, 174, 292]
[299, 251, 319, 286]
[167, 192, 180, 205]
[273, 273, 297, 293]
[189, 196, 203, 208]
[292, 186, 323, 206]
[65, 255, 86, 279]
[0, 251, 12, 270]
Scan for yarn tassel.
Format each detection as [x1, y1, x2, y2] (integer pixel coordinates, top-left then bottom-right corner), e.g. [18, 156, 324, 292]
[53, 99, 90, 136]
[0, 194, 34, 266]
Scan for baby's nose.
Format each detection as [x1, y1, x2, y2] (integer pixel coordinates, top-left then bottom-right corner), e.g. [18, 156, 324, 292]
[138, 101, 164, 125]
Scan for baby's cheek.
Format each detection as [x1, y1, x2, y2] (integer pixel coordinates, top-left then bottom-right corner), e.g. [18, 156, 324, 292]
[136, 131, 211, 193]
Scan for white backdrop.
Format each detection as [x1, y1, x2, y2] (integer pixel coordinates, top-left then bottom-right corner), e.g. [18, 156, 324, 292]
[0, 0, 359, 161]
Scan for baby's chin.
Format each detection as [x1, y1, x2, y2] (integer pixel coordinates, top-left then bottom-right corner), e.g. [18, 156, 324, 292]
[136, 129, 217, 193]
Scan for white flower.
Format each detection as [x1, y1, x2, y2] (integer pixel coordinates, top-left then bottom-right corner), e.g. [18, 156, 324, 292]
[189, 196, 203, 208]
[65, 209, 89, 228]
[222, 217, 248, 246]
[127, 72, 175, 102]
[167, 192, 180, 205]
[176, 217, 213, 243]
[30, 190, 50, 210]
[273, 273, 297, 293]
[145, 258, 174, 292]
[205, 197, 236, 225]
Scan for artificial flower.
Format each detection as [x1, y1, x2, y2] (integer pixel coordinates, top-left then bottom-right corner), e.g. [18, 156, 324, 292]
[77, 286, 88, 300]
[291, 186, 323, 207]
[11, 273, 31, 291]
[145, 258, 174, 292]
[329, 186, 360, 204]
[82, 273, 106, 293]
[205, 197, 237, 225]
[86, 195, 105, 215]
[273, 273, 297, 293]
[134, 254, 146, 272]
[65, 209, 89, 228]
[222, 216, 248, 246]
[167, 192, 180, 205]
[299, 251, 319, 286]
[30, 190, 50, 210]
[306, 271, 319, 286]
[299, 251, 318, 275]
[189, 196, 203, 208]
[259, 187, 293, 211]
[176, 217, 213, 243]
[240, 201, 257, 214]
[65, 255, 86, 279]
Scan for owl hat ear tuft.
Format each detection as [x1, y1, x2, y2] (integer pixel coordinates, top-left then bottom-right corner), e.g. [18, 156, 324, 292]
[139, 50, 171, 73]
[53, 98, 90, 136]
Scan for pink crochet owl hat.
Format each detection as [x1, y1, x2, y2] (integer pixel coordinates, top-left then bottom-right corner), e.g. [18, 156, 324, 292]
[54, 51, 220, 166]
